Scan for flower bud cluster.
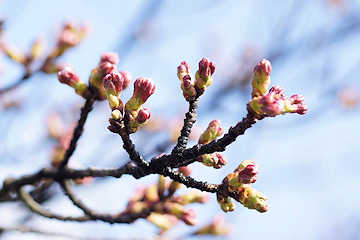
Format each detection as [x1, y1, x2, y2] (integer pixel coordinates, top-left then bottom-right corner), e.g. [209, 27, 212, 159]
[177, 58, 215, 100]
[217, 160, 268, 213]
[124, 167, 208, 233]
[197, 120, 226, 168]
[124, 77, 155, 133]
[249, 58, 308, 117]
[89, 52, 122, 99]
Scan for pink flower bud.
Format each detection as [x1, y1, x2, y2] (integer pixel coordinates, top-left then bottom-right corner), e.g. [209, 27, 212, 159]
[99, 61, 117, 75]
[119, 71, 132, 90]
[237, 162, 258, 184]
[198, 57, 215, 78]
[103, 72, 123, 95]
[259, 95, 282, 117]
[100, 52, 120, 65]
[195, 57, 216, 90]
[136, 107, 151, 124]
[253, 58, 271, 76]
[177, 61, 191, 81]
[199, 120, 223, 144]
[57, 66, 79, 86]
[134, 77, 156, 103]
[58, 30, 79, 47]
[251, 58, 272, 97]
[288, 94, 308, 115]
[269, 85, 285, 99]
[182, 209, 197, 226]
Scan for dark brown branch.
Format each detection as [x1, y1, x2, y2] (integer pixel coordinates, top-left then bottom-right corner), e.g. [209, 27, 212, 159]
[172, 111, 260, 167]
[59, 97, 95, 169]
[171, 95, 200, 156]
[108, 118, 149, 170]
[0, 164, 138, 200]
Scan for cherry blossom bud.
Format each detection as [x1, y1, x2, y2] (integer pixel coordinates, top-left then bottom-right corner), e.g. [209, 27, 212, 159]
[199, 153, 227, 169]
[199, 120, 223, 144]
[30, 37, 45, 59]
[136, 107, 151, 124]
[111, 109, 122, 120]
[181, 75, 196, 101]
[144, 184, 159, 202]
[103, 72, 123, 95]
[147, 213, 178, 232]
[216, 193, 235, 212]
[99, 61, 117, 75]
[100, 52, 119, 65]
[174, 191, 209, 205]
[58, 66, 89, 98]
[195, 57, 216, 90]
[194, 216, 232, 236]
[228, 160, 258, 187]
[125, 77, 155, 112]
[119, 71, 132, 90]
[134, 77, 156, 103]
[236, 186, 269, 213]
[285, 94, 308, 115]
[238, 164, 258, 184]
[251, 58, 272, 97]
[182, 209, 197, 226]
[177, 61, 191, 82]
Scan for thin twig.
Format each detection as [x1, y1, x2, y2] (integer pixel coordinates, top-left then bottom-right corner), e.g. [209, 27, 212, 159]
[171, 95, 200, 156]
[59, 97, 95, 169]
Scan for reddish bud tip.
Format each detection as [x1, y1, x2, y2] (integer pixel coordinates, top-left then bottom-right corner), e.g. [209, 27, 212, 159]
[57, 66, 79, 86]
[134, 77, 156, 103]
[182, 75, 192, 89]
[120, 71, 132, 89]
[182, 209, 197, 226]
[99, 61, 117, 75]
[103, 72, 123, 94]
[198, 57, 216, 77]
[101, 52, 120, 65]
[136, 108, 151, 124]
[289, 94, 308, 115]
[254, 58, 271, 76]
[237, 163, 258, 184]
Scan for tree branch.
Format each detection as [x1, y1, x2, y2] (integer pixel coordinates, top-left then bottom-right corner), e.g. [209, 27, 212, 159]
[171, 95, 200, 156]
[59, 97, 96, 169]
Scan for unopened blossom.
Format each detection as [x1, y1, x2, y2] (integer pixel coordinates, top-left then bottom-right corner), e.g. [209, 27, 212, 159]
[100, 52, 120, 65]
[198, 120, 223, 144]
[195, 57, 216, 90]
[216, 193, 235, 212]
[103, 72, 124, 109]
[249, 85, 308, 116]
[177, 61, 191, 82]
[174, 191, 209, 205]
[125, 77, 155, 112]
[119, 71, 132, 90]
[147, 213, 178, 232]
[128, 107, 151, 133]
[251, 58, 272, 97]
[194, 216, 232, 236]
[227, 160, 258, 187]
[57, 66, 89, 98]
[181, 75, 196, 101]
[235, 186, 269, 213]
[199, 153, 227, 169]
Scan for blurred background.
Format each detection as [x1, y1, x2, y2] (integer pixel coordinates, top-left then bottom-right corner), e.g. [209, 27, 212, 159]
[0, 0, 359, 239]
